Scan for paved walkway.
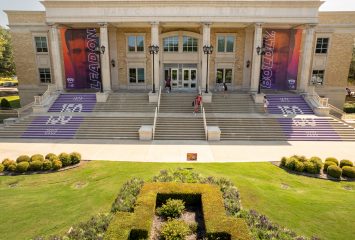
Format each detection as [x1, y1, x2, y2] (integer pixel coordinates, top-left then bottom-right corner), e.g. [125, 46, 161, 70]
[0, 139, 354, 162]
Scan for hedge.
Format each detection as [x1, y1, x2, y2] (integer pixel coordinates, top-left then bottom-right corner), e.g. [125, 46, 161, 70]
[342, 166, 355, 178]
[31, 154, 44, 162]
[339, 160, 354, 168]
[327, 165, 342, 179]
[0, 163, 4, 172]
[105, 182, 251, 240]
[16, 155, 30, 163]
[343, 102, 355, 113]
[16, 162, 29, 173]
[324, 161, 337, 172]
[325, 157, 338, 166]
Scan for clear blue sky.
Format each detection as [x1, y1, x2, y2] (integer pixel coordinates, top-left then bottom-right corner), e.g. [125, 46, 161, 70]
[1, 0, 355, 27]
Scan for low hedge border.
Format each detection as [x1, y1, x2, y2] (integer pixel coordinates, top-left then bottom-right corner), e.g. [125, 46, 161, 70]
[105, 182, 251, 240]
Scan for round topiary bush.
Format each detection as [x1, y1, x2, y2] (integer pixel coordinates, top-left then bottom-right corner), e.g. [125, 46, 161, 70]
[0, 98, 11, 109]
[30, 154, 44, 162]
[309, 156, 323, 173]
[70, 152, 81, 165]
[342, 166, 355, 178]
[16, 162, 29, 173]
[292, 155, 308, 163]
[327, 165, 342, 179]
[339, 160, 354, 168]
[280, 157, 288, 167]
[325, 157, 338, 166]
[45, 153, 57, 160]
[29, 161, 43, 171]
[324, 161, 337, 172]
[0, 163, 4, 172]
[2, 159, 15, 170]
[156, 198, 185, 219]
[285, 157, 297, 171]
[58, 153, 71, 167]
[7, 163, 17, 172]
[294, 160, 305, 172]
[160, 219, 191, 240]
[304, 162, 318, 174]
[16, 155, 30, 163]
[52, 160, 62, 170]
[42, 160, 52, 171]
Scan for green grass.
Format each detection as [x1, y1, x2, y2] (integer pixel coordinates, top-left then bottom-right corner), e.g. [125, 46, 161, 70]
[0, 161, 354, 240]
[0, 95, 21, 108]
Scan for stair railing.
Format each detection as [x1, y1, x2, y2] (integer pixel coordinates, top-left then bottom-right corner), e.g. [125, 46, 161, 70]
[34, 84, 57, 106]
[153, 107, 158, 140]
[158, 86, 162, 113]
[328, 104, 345, 121]
[16, 101, 34, 119]
[202, 106, 208, 140]
[305, 85, 329, 107]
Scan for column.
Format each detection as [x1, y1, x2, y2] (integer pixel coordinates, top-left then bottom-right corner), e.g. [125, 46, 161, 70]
[49, 24, 64, 91]
[151, 22, 160, 91]
[299, 25, 316, 92]
[201, 23, 211, 92]
[99, 23, 111, 91]
[108, 28, 118, 90]
[250, 23, 263, 92]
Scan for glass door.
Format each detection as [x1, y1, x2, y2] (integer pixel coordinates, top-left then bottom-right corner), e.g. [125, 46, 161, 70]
[182, 68, 197, 89]
[171, 68, 179, 88]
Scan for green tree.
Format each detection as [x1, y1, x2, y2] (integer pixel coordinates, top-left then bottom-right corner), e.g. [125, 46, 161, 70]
[0, 27, 16, 77]
[348, 45, 355, 84]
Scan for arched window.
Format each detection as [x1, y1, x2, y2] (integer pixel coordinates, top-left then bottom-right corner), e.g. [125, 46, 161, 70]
[183, 36, 198, 52]
[163, 36, 179, 52]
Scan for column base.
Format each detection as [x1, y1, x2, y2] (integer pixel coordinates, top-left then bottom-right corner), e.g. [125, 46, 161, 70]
[252, 93, 265, 103]
[202, 92, 212, 103]
[207, 126, 221, 141]
[149, 91, 158, 103]
[96, 92, 109, 102]
[139, 125, 153, 140]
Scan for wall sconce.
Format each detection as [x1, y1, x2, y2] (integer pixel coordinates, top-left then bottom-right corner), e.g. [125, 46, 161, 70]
[111, 59, 116, 67]
[246, 60, 251, 68]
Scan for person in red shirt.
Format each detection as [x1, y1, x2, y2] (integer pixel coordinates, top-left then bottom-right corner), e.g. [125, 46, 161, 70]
[193, 94, 202, 114]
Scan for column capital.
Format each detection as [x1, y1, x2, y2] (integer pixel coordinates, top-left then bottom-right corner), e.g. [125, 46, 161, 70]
[98, 22, 108, 28]
[255, 23, 264, 28]
[304, 24, 317, 30]
[46, 22, 59, 28]
[151, 21, 160, 26]
[202, 22, 212, 26]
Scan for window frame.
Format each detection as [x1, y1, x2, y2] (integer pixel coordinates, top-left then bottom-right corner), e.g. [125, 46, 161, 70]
[38, 68, 52, 83]
[128, 67, 145, 84]
[216, 35, 236, 53]
[216, 67, 233, 84]
[163, 36, 179, 52]
[315, 37, 329, 54]
[126, 34, 145, 53]
[311, 69, 325, 85]
[34, 36, 49, 53]
[182, 36, 198, 53]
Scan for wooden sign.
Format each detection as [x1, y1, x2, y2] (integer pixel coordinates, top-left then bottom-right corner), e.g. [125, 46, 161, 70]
[187, 153, 197, 161]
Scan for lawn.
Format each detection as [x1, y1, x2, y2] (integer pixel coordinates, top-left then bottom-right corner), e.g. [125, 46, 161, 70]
[0, 161, 354, 240]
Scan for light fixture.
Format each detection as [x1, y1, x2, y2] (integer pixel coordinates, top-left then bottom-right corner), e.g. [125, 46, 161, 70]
[149, 44, 159, 93]
[100, 45, 106, 54]
[111, 59, 115, 67]
[246, 60, 251, 68]
[256, 45, 266, 94]
[203, 45, 213, 93]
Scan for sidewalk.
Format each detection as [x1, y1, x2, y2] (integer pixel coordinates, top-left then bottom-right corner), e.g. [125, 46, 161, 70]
[0, 139, 354, 162]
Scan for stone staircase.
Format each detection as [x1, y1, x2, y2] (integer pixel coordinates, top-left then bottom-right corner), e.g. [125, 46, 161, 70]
[159, 93, 197, 113]
[94, 93, 156, 112]
[48, 93, 96, 112]
[266, 94, 314, 115]
[204, 93, 263, 113]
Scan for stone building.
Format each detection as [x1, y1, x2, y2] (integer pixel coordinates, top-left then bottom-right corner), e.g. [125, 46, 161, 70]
[4, 0, 355, 107]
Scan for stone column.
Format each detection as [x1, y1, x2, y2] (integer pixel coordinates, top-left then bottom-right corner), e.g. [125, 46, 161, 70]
[109, 28, 118, 90]
[201, 23, 211, 92]
[299, 25, 316, 92]
[49, 24, 64, 91]
[99, 23, 111, 91]
[250, 23, 263, 92]
[151, 22, 160, 91]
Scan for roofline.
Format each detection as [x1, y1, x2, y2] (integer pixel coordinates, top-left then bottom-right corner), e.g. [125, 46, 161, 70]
[3, 10, 45, 14]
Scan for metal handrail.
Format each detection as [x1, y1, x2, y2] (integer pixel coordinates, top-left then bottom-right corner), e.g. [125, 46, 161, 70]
[153, 107, 158, 140]
[158, 86, 162, 113]
[202, 106, 207, 140]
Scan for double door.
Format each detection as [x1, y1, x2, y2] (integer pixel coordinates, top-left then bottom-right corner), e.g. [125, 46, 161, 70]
[169, 68, 197, 89]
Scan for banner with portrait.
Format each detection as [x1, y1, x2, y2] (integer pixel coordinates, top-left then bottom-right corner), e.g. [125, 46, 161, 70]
[261, 29, 302, 90]
[60, 28, 101, 90]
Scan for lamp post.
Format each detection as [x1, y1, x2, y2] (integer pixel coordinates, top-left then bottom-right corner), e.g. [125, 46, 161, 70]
[256, 45, 265, 94]
[203, 45, 213, 93]
[149, 44, 159, 93]
[95, 45, 106, 93]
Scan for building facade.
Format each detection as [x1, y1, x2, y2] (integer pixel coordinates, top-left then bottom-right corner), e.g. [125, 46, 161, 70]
[5, 0, 355, 107]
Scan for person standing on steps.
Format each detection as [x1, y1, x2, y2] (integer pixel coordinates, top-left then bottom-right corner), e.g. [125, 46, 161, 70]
[263, 96, 269, 114]
[165, 77, 171, 93]
[193, 94, 202, 115]
[223, 82, 228, 98]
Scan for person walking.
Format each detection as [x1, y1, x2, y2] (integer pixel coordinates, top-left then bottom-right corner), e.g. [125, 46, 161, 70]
[193, 94, 202, 115]
[165, 77, 171, 93]
[263, 96, 269, 114]
[223, 82, 228, 98]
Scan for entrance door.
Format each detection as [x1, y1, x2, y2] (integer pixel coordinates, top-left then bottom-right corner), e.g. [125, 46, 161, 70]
[171, 68, 179, 88]
[182, 68, 197, 89]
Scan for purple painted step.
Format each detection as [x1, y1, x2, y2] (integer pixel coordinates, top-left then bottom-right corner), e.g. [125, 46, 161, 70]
[277, 118, 340, 141]
[48, 94, 96, 112]
[22, 116, 84, 139]
[266, 94, 313, 115]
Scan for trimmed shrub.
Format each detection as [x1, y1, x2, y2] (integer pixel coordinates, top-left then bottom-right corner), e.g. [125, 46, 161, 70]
[304, 162, 318, 174]
[42, 160, 52, 171]
[29, 161, 43, 171]
[343, 102, 355, 113]
[294, 160, 305, 172]
[52, 160, 62, 170]
[16, 155, 30, 163]
[339, 159, 354, 168]
[30, 154, 44, 162]
[325, 157, 338, 166]
[285, 157, 297, 171]
[156, 198, 185, 219]
[0, 163, 4, 172]
[324, 161, 337, 172]
[327, 165, 342, 179]
[0, 98, 11, 109]
[70, 152, 81, 165]
[291, 155, 308, 163]
[309, 156, 323, 173]
[16, 162, 29, 173]
[58, 153, 71, 167]
[45, 153, 57, 160]
[280, 157, 288, 167]
[7, 163, 17, 172]
[160, 219, 191, 240]
[342, 166, 355, 178]
[2, 159, 15, 170]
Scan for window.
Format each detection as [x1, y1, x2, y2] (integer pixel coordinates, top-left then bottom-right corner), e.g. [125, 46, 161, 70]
[163, 36, 179, 52]
[217, 36, 234, 53]
[129, 68, 145, 83]
[34, 36, 48, 53]
[311, 70, 325, 85]
[183, 36, 198, 52]
[39, 68, 51, 83]
[128, 36, 144, 52]
[216, 68, 233, 84]
[315, 38, 329, 54]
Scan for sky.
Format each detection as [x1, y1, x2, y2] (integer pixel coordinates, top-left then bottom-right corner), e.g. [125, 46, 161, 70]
[1, 0, 355, 27]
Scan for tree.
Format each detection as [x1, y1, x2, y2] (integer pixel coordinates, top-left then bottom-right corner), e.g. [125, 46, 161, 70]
[0, 27, 16, 77]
